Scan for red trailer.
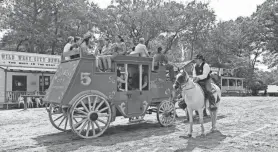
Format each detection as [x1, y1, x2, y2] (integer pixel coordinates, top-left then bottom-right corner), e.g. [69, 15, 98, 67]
[45, 50, 176, 139]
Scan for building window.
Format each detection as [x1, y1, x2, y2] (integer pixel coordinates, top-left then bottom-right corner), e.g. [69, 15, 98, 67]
[39, 76, 50, 91]
[222, 79, 228, 86]
[12, 75, 27, 91]
[237, 80, 242, 86]
[229, 79, 236, 86]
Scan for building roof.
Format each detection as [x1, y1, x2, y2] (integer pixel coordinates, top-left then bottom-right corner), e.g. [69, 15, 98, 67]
[0, 66, 56, 73]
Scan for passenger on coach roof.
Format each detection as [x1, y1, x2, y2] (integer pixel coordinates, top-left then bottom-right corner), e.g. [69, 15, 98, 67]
[98, 38, 113, 72]
[80, 32, 93, 55]
[129, 38, 150, 57]
[111, 35, 127, 56]
[70, 37, 81, 51]
[152, 47, 175, 82]
[63, 36, 74, 60]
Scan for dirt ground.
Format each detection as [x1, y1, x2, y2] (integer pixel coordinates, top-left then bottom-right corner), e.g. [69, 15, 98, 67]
[1, 96, 278, 152]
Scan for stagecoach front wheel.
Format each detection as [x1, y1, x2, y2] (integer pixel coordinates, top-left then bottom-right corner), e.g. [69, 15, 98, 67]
[157, 100, 176, 127]
[48, 103, 71, 132]
[69, 91, 112, 139]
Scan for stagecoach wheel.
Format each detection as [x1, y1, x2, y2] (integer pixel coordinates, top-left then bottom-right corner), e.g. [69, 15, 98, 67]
[48, 103, 71, 132]
[69, 93, 112, 139]
[157, 100, 176, 127]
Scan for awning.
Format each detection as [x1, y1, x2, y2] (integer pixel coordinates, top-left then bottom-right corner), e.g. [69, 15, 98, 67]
[0, 66, 57, 72]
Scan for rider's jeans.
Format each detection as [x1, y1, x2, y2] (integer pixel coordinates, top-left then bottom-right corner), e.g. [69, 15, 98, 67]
[199, 78, 216, 106]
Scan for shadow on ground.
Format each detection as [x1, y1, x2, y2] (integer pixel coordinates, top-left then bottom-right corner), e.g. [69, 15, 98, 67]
[33, 121, 176, 152]
[174, 130, 227, 152]
[176, 115, 226, 124]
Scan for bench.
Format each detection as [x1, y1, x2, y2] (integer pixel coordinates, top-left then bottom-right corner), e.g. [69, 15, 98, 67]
[21, 95, 45, 110]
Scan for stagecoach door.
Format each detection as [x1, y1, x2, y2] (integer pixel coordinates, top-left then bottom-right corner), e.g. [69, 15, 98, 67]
[114, 63, 151, 116]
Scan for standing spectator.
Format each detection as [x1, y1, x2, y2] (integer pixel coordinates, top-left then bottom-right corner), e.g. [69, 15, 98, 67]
[63, 36, 74, 60]
[130, 38, 149, 57]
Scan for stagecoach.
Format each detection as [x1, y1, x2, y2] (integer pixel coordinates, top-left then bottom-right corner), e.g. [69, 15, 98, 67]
[44, 50, 176, 139]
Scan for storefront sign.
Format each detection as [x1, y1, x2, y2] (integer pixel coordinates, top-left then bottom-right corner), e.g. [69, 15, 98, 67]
[0, 50, 61, 68]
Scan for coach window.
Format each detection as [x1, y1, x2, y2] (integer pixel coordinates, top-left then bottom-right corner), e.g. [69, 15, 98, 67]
[141, 65, 149, 91]
[116, 64, 127, 92]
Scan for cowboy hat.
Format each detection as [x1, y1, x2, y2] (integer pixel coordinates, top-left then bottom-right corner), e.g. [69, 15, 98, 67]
[194, 54, 205, 60]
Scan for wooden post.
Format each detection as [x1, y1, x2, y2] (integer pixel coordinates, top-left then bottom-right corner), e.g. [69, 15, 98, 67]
[4, 69, 7, 109]
[125, 64, 128, 91]
[139, 64, 142, 91]
[41, 73, 45, 92]
[23, 96, 27, 110]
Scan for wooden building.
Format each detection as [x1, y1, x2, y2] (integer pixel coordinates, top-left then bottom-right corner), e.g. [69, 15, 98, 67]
[0, 50, 60, 108]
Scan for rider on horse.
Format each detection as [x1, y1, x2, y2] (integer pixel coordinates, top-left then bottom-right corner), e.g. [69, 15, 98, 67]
[193, 54, 217, 111]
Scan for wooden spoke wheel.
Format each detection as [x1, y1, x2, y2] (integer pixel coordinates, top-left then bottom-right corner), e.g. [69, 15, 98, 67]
[69, 92, 112, 139]
[157, 100, 176, 127]
[48, 103, 71, 132]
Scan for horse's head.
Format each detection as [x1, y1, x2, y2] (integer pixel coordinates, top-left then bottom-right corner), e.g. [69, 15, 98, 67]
[173, 70, 190, 90]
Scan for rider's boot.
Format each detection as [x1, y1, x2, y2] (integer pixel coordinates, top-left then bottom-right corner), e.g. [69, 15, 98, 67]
[207, 91, 217, 111]
[203, 109, 208, 116]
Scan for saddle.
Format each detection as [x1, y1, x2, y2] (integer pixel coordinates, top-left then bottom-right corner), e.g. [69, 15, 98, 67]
[197, 83, 217, 95]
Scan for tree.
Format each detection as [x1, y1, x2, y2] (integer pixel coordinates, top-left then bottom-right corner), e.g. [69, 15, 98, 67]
[252, 0, 278, 68]
[0, 0, 91, 54]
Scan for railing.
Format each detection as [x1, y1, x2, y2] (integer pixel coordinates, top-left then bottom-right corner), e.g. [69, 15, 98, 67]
[5, 91, 46, 103]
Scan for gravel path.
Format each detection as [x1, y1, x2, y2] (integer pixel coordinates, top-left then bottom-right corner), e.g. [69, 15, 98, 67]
[1, 97, 278, 152]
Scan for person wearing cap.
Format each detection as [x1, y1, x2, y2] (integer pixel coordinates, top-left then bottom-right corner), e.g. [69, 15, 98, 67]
[193, 54, 217, 111]
[63, 36, 74, 60]
[130, 38, 150, 57]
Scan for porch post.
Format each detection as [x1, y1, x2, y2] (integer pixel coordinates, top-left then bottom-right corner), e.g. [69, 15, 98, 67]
[220, 77, 223, 88]
[227, 79, 230, 89]
[4, 69, 7, 109]
[125, 64, 128, 91]
[41, 72, 45, 92]
[139, 64, 142, 91]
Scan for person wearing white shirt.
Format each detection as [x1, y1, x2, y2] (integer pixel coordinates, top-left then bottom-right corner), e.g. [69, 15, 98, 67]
[63, 36, 74, 60]
[130, 38, 149, 57]
[193, 54, 217, 111]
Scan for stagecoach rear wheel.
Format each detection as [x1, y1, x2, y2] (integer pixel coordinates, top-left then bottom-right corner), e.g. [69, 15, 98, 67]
[48, 103, 71, 132]
[69, 91, 112, 139]
[157, 100, 176, 127]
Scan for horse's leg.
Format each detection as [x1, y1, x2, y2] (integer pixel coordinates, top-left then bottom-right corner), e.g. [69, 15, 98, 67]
[186, 109, 189, 122]
[209, 108, 217, 132]
[198, 108, 205, 137]
[212, 109, 218, 131]
[187, 107, 193, 137]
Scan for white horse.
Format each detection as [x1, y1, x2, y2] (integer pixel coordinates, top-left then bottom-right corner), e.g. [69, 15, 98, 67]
[173, 70, 221, 137]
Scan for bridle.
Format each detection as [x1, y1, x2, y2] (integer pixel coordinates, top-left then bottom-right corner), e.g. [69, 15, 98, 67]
[174, 74, 195, 91]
